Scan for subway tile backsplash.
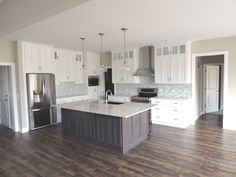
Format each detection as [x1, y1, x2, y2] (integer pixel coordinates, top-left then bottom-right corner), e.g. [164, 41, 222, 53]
[115, 83, 192, 98]
[56, 82, 88, 98]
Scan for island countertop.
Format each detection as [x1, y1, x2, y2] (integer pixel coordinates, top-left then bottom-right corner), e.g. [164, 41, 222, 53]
[58, 100, 155, 118]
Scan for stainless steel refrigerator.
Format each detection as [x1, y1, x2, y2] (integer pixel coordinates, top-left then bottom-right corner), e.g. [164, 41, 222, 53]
[26, 73, 57, 130]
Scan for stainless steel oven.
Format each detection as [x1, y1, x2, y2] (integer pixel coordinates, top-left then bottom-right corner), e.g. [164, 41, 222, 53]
[131, 88, 158, 125]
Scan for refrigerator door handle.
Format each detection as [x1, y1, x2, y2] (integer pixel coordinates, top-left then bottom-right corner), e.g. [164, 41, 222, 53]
[43, 79, 46, 96]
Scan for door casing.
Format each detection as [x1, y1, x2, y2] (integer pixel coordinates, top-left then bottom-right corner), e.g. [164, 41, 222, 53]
[0, 62, 19, 132]
[192, 51, 229, 130]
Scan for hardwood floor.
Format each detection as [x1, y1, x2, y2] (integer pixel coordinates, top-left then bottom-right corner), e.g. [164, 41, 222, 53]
[1, 114, 236, 177]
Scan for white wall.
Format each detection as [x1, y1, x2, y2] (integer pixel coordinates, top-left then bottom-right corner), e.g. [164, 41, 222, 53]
[192, 36, 236, 130]
[0, 40, 15, 62]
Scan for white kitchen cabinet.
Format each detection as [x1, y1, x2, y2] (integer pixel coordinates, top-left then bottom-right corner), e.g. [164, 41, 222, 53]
[40, 44, 54, 73]
[59, 49, 74, 82]
[52, 49, 61, 84]
[151, 98, 191, 128]
[88, 86, 101, 99]
[154, 42, 191, 84]
[23, 42, 54, 73]
[54, 49, 84, 83]
[87, 52, 100, 76]
[111, 49, 139, 84]
[74, 52, 83, 84]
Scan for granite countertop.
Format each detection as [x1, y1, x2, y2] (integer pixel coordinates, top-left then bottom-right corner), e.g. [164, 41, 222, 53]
[56, 94, 88, 99]
[58, 100, 155, 118]
[152, 96, 191, 100]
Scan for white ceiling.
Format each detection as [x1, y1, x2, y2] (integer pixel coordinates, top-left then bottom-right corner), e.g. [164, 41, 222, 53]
[0, 0, 89, 36]
[3, 0, 236, 52]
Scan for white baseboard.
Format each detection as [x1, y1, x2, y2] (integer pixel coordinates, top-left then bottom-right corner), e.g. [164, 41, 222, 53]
[21, 127, 29, 133]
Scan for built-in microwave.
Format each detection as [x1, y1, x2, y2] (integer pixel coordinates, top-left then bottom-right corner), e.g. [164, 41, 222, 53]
[88, 76, 100, 86]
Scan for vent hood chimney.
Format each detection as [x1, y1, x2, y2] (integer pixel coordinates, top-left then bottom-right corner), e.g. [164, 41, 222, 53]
[133, 46, 154, 76]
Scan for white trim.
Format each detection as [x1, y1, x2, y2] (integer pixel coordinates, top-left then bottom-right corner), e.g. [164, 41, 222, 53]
[0, 62, 20, 132]
[17, 41, 30, 133]
[191, 51, 229, 129]
[21, 127, 29, 133]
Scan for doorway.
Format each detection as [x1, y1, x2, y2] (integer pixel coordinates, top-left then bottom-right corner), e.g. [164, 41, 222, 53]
[0, 63, 19, 132]
[0, 66, 12, 128]
[193, 54, 225, 128]
[205, 65, 223, 114]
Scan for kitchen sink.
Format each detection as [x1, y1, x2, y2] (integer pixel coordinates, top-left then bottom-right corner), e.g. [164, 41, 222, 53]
[101, 101, 124, 105]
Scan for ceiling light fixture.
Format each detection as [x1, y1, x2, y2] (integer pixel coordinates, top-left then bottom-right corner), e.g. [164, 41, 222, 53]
[121, 27, 129, 69]
[80, 37, 86, 69]
[99, 33, 104, 66]
[99, 33, 104, 52]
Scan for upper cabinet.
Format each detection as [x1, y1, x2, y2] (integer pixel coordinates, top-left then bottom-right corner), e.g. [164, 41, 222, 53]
[21, 41, 84, 84]
[53, 49, 83, 84]
[86, 52, 100, 76]
[111, 49, 139, 84]
[22, 42, 54, 73]
[154, 42, 191, 84]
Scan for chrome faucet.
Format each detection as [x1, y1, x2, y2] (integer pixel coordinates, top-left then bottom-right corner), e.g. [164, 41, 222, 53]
[105, 90, 113, 104]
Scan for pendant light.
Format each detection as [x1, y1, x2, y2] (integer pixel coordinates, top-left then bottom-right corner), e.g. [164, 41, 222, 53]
[99, 33, 104, 69]
[80, 37, 86, 69]
[121, 27, 129, 69]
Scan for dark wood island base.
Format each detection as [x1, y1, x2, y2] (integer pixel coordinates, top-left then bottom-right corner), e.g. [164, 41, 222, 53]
[62, 109, 149, 153]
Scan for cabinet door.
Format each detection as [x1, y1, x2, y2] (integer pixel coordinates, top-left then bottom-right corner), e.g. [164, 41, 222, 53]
[126, 59, 134, 83]
[161, 56, 171, 83]
[155, 46, 171, 84]
[177, 55, 187, 83]
[23, 42, 33, 73]
[23, 42, 41, 73]
[88, 86, 100, 99]
[96, 114, 122, 148]
[117, 60, 126, 83]
[170, 55, 178, 82]
[155, 57, 163, 83]
[74, 52, 83, 84]
[58, 49, 67, 82]
[87, 52, 100, 76]
[112, 58, 117, 83]
[52, 49, 61, 84]
[39, 45, 54, 73]
[67, 51, 76, 82]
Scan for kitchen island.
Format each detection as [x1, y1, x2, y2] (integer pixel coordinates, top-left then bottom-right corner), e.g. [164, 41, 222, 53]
[59, 100, 154, 153]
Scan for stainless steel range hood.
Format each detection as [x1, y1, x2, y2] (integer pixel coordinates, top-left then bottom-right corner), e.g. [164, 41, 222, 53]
[133, 46, 154, 76]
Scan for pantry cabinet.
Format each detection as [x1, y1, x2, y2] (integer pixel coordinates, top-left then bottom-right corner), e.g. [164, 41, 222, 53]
[112, 49, 139, 84]
[155, 43, 191, 84]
